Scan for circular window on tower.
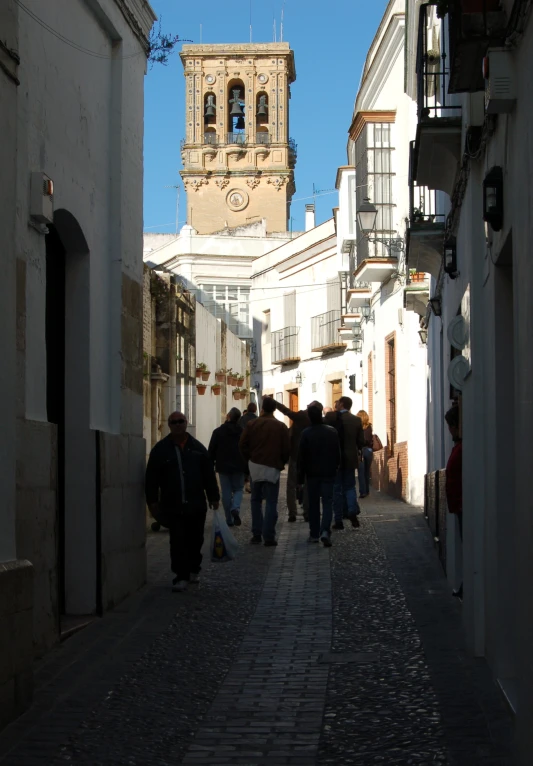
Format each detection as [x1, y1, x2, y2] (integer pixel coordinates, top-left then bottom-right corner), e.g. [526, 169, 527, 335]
[226, 188, 249, 212]
[257, 73, 269, 85]
[205, 74, 216, 85]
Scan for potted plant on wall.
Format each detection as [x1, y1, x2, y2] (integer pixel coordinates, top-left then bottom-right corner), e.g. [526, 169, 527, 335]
[232, 388, 241, 400]
[235, 372, 245, 386]
[211, 383, 222, 396]
[215, 368, 227, 383]
[196, 382, 207, 395]
[196, 361, 206, 378]
[227, 368, 235, 386]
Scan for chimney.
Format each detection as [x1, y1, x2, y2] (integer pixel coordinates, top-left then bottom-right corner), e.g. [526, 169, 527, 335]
[305, 203, 315, 231]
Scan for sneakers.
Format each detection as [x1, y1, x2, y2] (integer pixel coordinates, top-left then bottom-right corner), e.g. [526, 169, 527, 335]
[287, 514, 297, 522]
[189, 573, 200, 584]
[264, 539, 278, 547]
[231, 510, 242, 526]
[320, 531, 332, 547]
[332, 521, 344, 530]
[308, 536, 319, 543]
[172, 578, 188, 592]
[250, 535, 262, 544]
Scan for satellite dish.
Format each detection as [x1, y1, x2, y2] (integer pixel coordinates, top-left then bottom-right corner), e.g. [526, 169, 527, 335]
[447, 355, 471, 391]
[447, 315, 468, 350]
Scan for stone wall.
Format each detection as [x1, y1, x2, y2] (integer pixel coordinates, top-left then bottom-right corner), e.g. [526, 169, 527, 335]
[0, 560, 33, 730]
[371, 441, 409, 501]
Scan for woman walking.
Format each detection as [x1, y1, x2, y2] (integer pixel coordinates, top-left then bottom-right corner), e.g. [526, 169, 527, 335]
[356, 410, 373, 498]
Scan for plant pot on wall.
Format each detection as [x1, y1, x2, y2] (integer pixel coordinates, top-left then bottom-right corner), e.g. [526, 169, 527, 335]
[215, 373, 226, 383]
[196, 368, 202, 379]
[201, 371, 210, 382]
[236, 377, 244, 387]
[211, 385, 221, 396]
[196, 384, 207, 395]
[232, 389, 241, 400]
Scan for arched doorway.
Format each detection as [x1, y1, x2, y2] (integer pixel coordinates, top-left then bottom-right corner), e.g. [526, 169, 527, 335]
[45, 210, 96, 622]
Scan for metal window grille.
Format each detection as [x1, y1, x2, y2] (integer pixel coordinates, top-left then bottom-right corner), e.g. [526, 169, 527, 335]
[271, 327, 299, 364]
[311, 310, 342, 351]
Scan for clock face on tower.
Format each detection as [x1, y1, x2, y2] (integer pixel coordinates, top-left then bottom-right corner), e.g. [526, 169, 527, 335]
[226, 188, 249, 211]
[257, 73, 268, 84]
[205, 74, 215, 84]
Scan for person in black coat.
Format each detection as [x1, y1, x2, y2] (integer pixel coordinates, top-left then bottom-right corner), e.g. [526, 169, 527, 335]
[145, 411, 220, 592]
[297, 406, 341, 546]
[208, 408, 247, 527]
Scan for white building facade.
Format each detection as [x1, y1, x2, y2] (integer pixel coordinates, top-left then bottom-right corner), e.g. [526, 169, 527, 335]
[0, 0, 156, 729]
[406, 0, 533, 757]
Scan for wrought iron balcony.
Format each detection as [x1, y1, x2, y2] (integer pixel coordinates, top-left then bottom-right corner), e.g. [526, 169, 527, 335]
[406, 140, 446, 278]
[256, 133, 271, 145]
[311, 310, 346, 353]
[447, 0, 507, 94]
[204, 133, 219, 145]
[413, 3, 462, 195]
[226, 133, 247, 145]
[271, 327, 300, 365]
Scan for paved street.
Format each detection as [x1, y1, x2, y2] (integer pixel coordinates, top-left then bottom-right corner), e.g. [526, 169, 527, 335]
[0, 484, 512, 765]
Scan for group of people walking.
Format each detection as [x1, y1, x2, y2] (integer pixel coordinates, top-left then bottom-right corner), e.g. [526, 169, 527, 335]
[145, 396, 376, 591]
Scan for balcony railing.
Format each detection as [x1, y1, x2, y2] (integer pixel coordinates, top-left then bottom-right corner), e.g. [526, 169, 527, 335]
[204, 133, 219, 145]
[256, 132, 271, 145]
[226, 132, 247, 145]
[408, 141, 446, 227]
[416, 4, 461, 121]
[271, 327, 300, 364]
[311, 310, 345, 353]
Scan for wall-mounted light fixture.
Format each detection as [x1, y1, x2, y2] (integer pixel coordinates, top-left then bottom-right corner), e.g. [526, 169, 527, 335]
[483, 166, 503, 232]
[352, 319, 363, 339]
[418, 328, 428, 344]
[443, 236, 458, 279]
[352, 338, 363, 353]
[356, 197, 405, 254]
[295, 371, 303, 384]
[429, 296, 442, 317]
[361, 305, 375, 323]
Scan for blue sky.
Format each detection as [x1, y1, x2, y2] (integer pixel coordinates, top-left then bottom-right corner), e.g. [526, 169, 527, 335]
[144, 0, 389, 234]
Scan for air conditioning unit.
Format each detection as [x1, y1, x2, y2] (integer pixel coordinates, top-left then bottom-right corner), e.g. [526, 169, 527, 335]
[484, 49, 516, 114]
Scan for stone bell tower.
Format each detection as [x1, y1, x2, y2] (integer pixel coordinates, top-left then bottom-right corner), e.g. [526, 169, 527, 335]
[179, 43, 296, 235]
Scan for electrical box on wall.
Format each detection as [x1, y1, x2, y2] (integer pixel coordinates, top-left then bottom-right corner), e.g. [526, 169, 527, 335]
[484, 49, 516, 114]
[30, 172, 54, 224]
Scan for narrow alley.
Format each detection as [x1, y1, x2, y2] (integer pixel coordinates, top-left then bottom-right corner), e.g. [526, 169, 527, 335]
[0, 487, 512, 766]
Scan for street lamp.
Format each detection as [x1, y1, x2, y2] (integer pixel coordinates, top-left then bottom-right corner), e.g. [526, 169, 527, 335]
[443, 236, 458, 279]
[356, 197, 405, 254]
[361, 305, 375, 323]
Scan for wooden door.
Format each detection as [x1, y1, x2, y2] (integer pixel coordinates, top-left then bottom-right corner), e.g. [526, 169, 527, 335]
[331, 380, 342, 408]
[288, 389, 299, 412]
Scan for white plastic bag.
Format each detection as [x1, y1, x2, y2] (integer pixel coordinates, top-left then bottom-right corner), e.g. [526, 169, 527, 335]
[210, 510, 239, 562]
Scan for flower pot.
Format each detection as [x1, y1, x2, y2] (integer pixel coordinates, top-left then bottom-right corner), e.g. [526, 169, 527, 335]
[232, 392, 240, 400]
[201, 371, 210, 381]
[239, 392, 247, 400]
[215, 373, 226, 383]
[236, 378, 244, 386]
[212, 386, 221, 396]
[196, 384, 207, 395]
[196, 368, 202, 378]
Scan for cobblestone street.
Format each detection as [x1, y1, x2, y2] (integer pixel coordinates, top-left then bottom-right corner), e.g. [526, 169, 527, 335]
[0, 485, 513, 766]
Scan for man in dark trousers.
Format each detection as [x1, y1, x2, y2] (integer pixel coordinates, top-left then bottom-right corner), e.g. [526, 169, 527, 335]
[297, 406, 341, 547]
[239, 396, 290, 546]
[325, 396, 365, 530]
[145, 411, 220, 592]
[238, 402, 258, 492]
[208, 407, 247, 527]
[272, 398, 323, 522]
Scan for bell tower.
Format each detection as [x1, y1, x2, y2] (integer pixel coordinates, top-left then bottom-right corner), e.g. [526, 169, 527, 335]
[179, 43, 296, 235]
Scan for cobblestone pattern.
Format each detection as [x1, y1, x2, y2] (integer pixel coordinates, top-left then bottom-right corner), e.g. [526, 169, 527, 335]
[318, 512, 448, 765]
[0, 498, 277, 766]
[181, 520, 331, 765]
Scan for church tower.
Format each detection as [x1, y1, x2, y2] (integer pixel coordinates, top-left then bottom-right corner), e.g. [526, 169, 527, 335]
[179, 43, 296, 235]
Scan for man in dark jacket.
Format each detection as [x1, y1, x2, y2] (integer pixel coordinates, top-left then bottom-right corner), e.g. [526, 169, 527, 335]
[239, 397, 290, 546]
[297, 406, 340, 547]
[272, 398, 322, 522]
[145, 411, 220, 592]
[238, 402, 258, 492]
[208, 407, 247, 527]
[324, 396, 365, 530]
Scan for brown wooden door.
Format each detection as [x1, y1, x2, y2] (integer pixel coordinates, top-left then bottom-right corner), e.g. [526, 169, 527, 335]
[331, 380, 342, 408]
[288, 389, 299, 412]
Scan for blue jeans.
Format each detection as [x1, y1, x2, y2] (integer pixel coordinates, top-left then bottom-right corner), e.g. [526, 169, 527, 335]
[358, 448, 373, 496]
[333, 467, 359, 523]
[306, 476, 334, 539]
[251, 480, 280, 541]
[219, 472, 244, 525]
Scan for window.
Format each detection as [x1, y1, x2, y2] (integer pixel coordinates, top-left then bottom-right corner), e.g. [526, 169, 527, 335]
[263, 309, 271, 343]
[367, 352, 373, 425]
[385, 334, 396, 449]
[355, 121, 395, 262]
[199, 283, 251, 338]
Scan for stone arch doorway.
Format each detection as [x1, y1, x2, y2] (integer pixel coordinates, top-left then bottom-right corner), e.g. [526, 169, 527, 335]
[45, 210, 97, 621]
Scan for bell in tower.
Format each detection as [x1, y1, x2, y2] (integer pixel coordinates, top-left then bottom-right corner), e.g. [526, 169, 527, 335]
[204, 94, 216, 119]
[257, 95, 268, 118]
[229, 89, 244, 116]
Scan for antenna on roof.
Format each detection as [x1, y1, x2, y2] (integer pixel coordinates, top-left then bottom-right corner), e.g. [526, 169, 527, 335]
[250, 0, 252, 43]
[200, 24, 202, 43]
[280, 0, 285, 42]
[273, 17, 277, 42]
